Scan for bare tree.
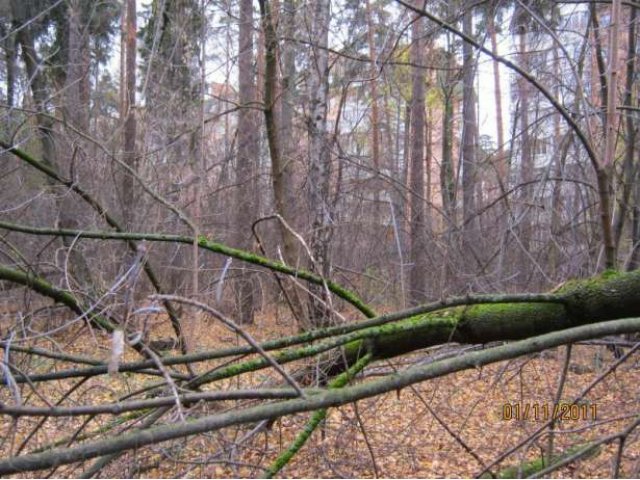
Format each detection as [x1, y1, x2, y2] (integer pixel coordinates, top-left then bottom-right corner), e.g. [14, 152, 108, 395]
[408, 1, 428, 305]
[461, 1, 478, 241]
[235, 0, 260, 324]
[121, 0, 137, 229]
[306, 0, 333, 327]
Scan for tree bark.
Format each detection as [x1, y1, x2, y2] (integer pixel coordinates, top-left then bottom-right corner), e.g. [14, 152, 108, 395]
[515, 21, 533, 259]
[332, 269, 640, 372]
[589, 0, 620, 270]
[630, 184, 640, 269]
[408, 3, 428, 305]
[259, 0, 308, 326]
[122, 0, 138, 230]
[1, 22, 16, 108]
[488, 9, 506, 184]
[366, 0, 381, 220]
[461, 4, 478, 238]
[613, 5, 637, 253]
[307, 0, 334, 328]
[598, 0, 622, 269]
[440, 48, 456, 220]
[235, 0, 260, 324]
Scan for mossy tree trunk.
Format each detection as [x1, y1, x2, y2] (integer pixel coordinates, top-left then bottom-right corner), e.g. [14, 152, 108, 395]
[334, 270, 640, 372]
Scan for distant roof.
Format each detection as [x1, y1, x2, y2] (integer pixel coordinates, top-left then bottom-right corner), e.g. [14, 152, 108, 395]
[210, 82, 237, 101]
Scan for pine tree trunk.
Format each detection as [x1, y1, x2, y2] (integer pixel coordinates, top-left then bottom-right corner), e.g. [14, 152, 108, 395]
[408, 4, 428, 305]
[461, 5, 478, 238]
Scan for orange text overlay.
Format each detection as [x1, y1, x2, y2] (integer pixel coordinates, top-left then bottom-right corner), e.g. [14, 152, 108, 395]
[501, 403, 597, 422]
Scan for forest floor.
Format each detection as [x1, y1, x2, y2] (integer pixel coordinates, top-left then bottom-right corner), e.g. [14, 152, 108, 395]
[1, 305, 639, 478]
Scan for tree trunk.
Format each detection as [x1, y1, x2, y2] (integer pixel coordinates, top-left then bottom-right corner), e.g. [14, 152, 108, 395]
[365, 0, 381, 221]
[589, 0, 620, 270]
[613, 5, 637, 253]
[408, 4, 428, 305]
[1, 22, 16, 108]
[599, 0, 622, 269]
[306, 0, 333, 328]
[122, 0, 138, 230]
[461, 5, 478, 239]
[516, 23, 533, 258]
[487, 9, 506, 189]
[440, 47, 456, 221]
[630, 184, 640, 270]
[235, 0, 260, 324]
[331, 269, 640, 374]
[278, 0, 302, 249]
[64, 0, 89, 131]
[259, 0, 308, 326]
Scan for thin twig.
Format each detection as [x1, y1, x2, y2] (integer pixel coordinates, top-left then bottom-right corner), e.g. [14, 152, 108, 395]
[546, 344, 573, 464]
[138, 342, 186, 421]
[477, 341, 640, 477]
[151, 294, 306, 397]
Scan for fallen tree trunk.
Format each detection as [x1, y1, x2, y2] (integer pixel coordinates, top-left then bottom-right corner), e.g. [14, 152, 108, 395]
[1, 220, 640, 475]
[356, 269, 640, 364]
[2, 220, 639, 378]
[1, 316, 639, 475]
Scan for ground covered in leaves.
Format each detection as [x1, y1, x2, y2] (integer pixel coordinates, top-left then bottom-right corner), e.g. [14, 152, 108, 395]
[1, 306, 639, 478]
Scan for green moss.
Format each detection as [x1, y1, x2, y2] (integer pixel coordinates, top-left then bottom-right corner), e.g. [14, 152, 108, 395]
[195, 237, 377, 319]
[482, 442, 601, 478]
[456, 301, 568, 343]
[601, 268, 620, 279]
[264, 353, 372, 478]
[342, 339, 367, 361]
[557, 268, 622, 295]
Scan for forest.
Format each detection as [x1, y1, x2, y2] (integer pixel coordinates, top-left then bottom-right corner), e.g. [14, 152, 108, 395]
[1, 0, 640, 477]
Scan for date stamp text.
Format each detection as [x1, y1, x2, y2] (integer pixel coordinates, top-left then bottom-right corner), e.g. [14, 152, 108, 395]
[502, 402, 597, 421]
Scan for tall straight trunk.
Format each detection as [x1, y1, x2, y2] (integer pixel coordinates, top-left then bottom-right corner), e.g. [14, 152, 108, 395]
[598, 0, 622, 269]
[517, 30, 532, 186]
[365, 0, 381, 220]
[398, 101, 411, 239]
[549, 44, 564, 277]
[603, 0, 622, 163]
[61, 1, 94, 290]
[1, 23, 16, 108]
[613, 5, 637, 252]
[259, 0, 308, 326]
[402, 102, 411, 195]
[461, 5, 477, 236]
[425, 98, 432, 213]
[122, 0, 137, 229]
[590, 3, 609, 121]
[590, 0, 619, 270]
[307, 0, 333, 328]
[408, 5, 428, 306]
[487, 9, 506, 186]
[235, 0, 259, 324]
[278, 0, 299, 242]
[65, 0, 89, 131]
[516, 25, 533, 256]
[441, 88, 455, 218]
[383, 87, 396, 177]
[630, 182, 640, 270]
